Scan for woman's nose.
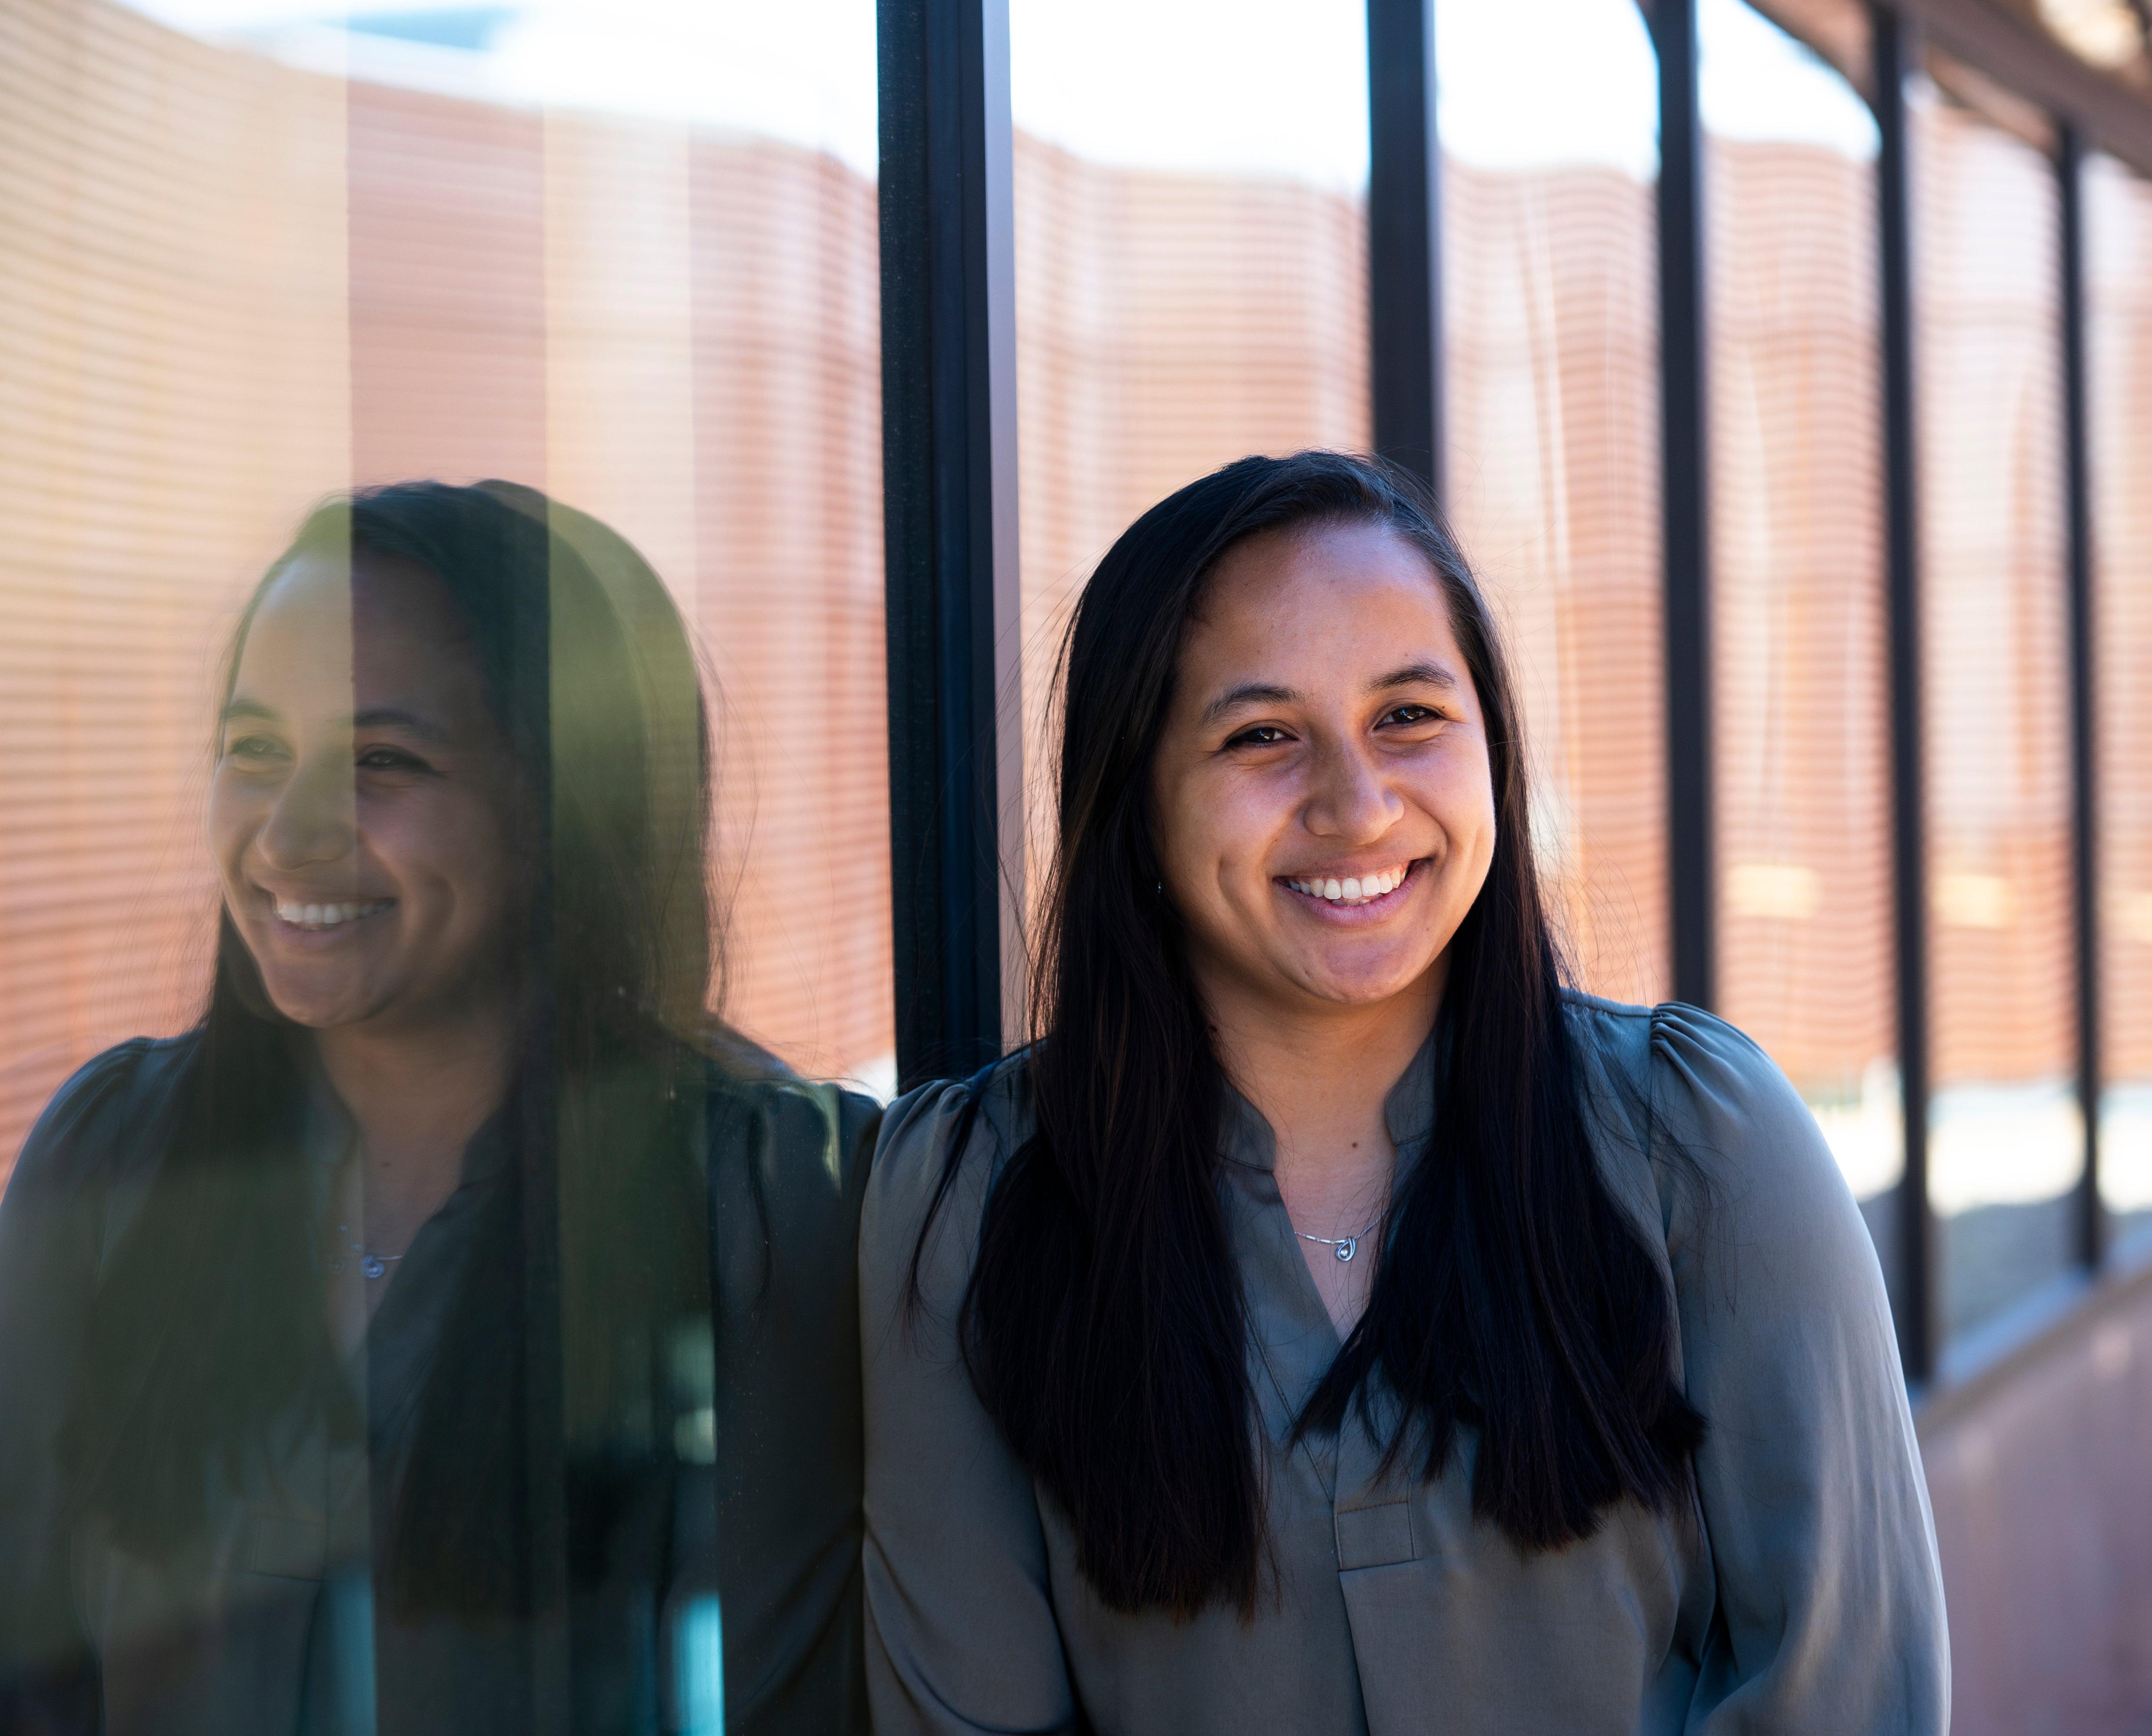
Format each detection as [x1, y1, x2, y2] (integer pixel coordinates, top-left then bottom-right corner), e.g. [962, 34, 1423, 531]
[1303, 737, 1402, 842]
[259, 749, 357, 870]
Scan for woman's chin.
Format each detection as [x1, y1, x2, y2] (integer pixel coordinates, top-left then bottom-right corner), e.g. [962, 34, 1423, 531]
[254, 973, 384, 1032]
[1281, 950, 1443, 1013]
[267, 1000, 372, 1032]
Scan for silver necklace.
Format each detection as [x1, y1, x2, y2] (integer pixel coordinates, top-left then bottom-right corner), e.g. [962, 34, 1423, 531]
[330, 1223, 405, 1282]
[1296, 1209, 1388, 1264]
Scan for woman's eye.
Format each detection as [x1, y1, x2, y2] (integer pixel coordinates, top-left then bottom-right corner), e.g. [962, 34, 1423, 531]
[356, 745, 431, 773]
[1225, 724, 1292, 749]
[1381, 704, 1441, 728]
[222, 734, 283, 763]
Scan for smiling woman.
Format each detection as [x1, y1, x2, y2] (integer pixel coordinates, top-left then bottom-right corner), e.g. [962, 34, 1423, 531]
[0, 482, 877, 1734]
[1145, 520, 1497, 1338]
[859, 451, 1948, 1734]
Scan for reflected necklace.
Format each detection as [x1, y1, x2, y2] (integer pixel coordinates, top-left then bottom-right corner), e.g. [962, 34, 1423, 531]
[330, 1223, 405, 1282]
[1295, 1208, 1388, 1264]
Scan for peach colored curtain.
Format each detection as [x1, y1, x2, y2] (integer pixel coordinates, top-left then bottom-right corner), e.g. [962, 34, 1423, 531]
[0, 0, 891, 1180]
[1914, 90, 2079, 1333]
[1444, 157, 1668, 1009]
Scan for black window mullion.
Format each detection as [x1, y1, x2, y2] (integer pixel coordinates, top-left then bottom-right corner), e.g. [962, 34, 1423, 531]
[1873, 3, 1937, 1384]
[879, 0, 1022, 1092]
[1367, 0, 1446, 505]
[2059, 120, 2104, 1274]
[1650, 0, 1717, 1013]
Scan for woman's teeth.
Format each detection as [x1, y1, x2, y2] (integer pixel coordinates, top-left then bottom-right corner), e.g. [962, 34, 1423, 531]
[1287, 865, 1408, 905]
[275, 899, 392, 930]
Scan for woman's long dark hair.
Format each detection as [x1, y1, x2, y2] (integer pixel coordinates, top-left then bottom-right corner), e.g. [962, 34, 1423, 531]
[947, 450, 1704, 1618]
[72, 481, 729, 1618]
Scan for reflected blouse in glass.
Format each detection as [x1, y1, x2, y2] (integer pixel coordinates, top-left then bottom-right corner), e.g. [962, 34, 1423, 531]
[0, 1031, 879, 1736]
[859, 994, 1949, 1735]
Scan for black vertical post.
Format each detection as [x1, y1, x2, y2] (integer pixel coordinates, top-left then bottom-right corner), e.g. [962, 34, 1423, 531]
[1651, 0, 1716, 1011]
[1875, 5, 1937, 1381]
[520, 1081, 571, 1733]
[879, 0, 1021, 1091]
[2059, 122, 2104, 1272]
[1367, 0, 1445, 503]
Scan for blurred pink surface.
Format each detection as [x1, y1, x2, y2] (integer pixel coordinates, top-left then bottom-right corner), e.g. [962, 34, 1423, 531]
[1923, 1261, 2152, 1733]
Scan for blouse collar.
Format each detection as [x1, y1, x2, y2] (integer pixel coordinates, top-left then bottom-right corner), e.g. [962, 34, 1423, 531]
[1220, 1021, 1440, 1171]
[300, 1056, 514, 1187]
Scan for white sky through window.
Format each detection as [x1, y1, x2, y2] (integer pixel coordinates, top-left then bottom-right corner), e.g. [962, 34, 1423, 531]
[1699, 0, 1877, 158]
[112, 0, 1873, 187]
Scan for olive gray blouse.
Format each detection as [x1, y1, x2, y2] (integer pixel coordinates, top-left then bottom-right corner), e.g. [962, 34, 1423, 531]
[0, 1032, 878, 1736]
[859, 994, 1949, 1735]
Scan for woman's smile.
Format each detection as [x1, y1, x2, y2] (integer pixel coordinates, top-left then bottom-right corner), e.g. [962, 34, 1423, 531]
[1278, 858, 1423, 917]
[259, 890, 398, 936]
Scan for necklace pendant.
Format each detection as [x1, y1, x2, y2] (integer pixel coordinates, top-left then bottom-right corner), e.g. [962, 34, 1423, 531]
[362, 1255, 388, 1280]
[1335, 1238, 1357, 1263]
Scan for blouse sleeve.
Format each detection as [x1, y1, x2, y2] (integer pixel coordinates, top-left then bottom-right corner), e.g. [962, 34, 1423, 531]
[0, 1039, 167, 1729]
[858, 1074, 1080, 1736]
[1647, 1004, 1950, 1734]
[701, 1076, 883, 1736]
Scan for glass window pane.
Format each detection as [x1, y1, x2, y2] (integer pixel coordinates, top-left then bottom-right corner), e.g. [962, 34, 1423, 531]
[0, 0, 882, 1720]
[1439, 0, 1667, 1005]
[1009, 0, 1372, 924]
[344, 8, 891, 1090]
[0, 0, 357, 1169]
[0, 0, 890, 1152]
[1701, 0, 1901, 1279]
[2087, 149, 2152, 1257]
[1912, 77, 2080, 1343]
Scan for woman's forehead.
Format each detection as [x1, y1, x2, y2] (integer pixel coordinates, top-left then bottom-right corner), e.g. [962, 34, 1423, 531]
[237, 551, 480, 712]
[259, 547, 450, 618]
[1182, 524, 1461, 684]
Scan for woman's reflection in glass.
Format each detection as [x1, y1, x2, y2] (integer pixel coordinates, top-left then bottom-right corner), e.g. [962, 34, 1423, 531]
[0, 482, 875, 1736]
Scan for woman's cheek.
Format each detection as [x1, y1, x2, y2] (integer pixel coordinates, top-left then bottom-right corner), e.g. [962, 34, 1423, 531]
[1210, 806, 1274, 911]
[206, 781, 259, 886]
[426, 795, 520, 921]
[1426, 756, 1495, 847]
[1216, 766, 1287, 846]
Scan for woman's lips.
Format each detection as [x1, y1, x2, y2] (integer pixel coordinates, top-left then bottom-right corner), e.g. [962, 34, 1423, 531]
[1278, 858, 1423, 913]
[263, 896, 395, 934]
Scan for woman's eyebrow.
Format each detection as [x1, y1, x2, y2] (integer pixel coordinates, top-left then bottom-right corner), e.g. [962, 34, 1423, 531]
[1201, 662, 1460, 725]
[1370, 661, 1460, 693]
[1200, 681, 1299, 725]
[219, 700, 451, 744]
[354, 706, 451, 744]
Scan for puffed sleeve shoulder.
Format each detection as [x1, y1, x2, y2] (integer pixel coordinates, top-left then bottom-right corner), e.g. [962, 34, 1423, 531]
[1629, 1002, 1949, 1734]
[3, 1036, 185, 1209]
[859, 1064, 1079, 1736]
[704, 1069, 881, 1315]
[699, 1071, 882, 1736]
[0, 1036, 191, 1709]
[864, 1070, 1019, 1319]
